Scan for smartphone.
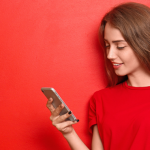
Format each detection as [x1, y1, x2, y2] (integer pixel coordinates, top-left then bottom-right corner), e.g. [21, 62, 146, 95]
[41, 87, 77, 121]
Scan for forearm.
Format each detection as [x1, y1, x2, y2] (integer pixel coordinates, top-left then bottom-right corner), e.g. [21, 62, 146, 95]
[63, 129, 89, 150]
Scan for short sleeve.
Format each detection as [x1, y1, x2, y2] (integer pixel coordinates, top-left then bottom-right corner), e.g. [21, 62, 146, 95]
[88, 94, 97, 134]
[88, 91, 103, 134]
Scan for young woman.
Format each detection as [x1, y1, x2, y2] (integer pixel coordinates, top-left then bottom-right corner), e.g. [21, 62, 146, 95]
[46, 2, 150, 150]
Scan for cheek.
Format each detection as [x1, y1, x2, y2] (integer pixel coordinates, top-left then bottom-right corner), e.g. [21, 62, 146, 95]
[123, 50, 140, 68]
[119, 50, 131, 64]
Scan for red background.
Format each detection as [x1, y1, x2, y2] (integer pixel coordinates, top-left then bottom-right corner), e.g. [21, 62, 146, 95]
[0, 0, 149, 149]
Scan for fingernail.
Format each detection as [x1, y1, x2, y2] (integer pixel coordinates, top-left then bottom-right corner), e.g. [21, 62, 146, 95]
[61, 103, 64, 108]
[75, 119, 79, 122]
[68, 111, 72, 114]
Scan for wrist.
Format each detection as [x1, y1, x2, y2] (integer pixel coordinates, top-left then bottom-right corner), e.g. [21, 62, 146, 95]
[62, 129, 76, 139]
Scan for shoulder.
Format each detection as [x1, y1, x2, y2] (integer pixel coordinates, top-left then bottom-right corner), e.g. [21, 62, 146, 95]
[92, 82, 125, 100]
[89, 82, 125, 113]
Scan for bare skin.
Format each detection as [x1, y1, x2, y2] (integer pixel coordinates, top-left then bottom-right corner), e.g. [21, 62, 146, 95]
[46, 98, 77, 135]
[104, 22, 150, 87]
[46, 98, 91, 150]
[46, 22, 150, 150]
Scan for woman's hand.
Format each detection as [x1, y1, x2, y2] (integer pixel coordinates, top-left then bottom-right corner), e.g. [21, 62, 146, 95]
[46, 98, 79, 136]
[47, 98, 89, 150]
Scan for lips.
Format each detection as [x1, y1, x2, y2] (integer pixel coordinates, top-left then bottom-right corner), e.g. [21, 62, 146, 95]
[111, 62, 123, 64]
[112, 63, 123, 69]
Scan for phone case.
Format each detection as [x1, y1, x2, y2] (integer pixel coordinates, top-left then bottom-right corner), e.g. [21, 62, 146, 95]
[41, 87, 77, 121]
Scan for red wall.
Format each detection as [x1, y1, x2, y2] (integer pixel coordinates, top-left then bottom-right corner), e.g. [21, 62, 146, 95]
[0, 0, 149, 149]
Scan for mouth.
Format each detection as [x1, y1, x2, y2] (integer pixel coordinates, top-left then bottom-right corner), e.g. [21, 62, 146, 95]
[112, 63, 123, 69]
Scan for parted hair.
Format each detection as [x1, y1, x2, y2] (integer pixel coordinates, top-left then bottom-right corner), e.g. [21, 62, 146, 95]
[99, 2, 150, 87]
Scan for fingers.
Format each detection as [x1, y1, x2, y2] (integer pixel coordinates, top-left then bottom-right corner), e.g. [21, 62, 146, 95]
[46, 98, 79, 125]
[53, 111, 73, 124]
[55, 120, 78, 131]
[52, 103, 65, 117]
[46, 98, 65, 116]
[46, 98, 56, 112]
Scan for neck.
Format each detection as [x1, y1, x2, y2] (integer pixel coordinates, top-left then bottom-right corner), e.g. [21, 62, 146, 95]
[127, 70, 150, 87]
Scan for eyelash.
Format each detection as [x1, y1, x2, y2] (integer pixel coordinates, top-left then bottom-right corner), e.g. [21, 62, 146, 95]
[105, 45, 125, 50]
[117, 47, 125, 50]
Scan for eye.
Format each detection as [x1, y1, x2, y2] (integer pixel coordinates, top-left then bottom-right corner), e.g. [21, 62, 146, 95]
[105, 45, 110, 49]
[117, 46, 125, 50]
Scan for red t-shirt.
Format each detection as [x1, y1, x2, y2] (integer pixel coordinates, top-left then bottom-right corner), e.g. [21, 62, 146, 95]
[89, 80, 150, 150]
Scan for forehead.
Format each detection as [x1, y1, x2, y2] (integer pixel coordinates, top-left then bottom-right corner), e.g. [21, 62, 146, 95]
[104, 23, 125, 42]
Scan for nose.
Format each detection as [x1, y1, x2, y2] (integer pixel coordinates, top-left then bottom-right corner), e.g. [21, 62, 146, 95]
[106, 46, 117, 60]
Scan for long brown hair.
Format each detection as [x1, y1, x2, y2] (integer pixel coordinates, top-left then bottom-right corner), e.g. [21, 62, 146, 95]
[99, 2, 150, 87]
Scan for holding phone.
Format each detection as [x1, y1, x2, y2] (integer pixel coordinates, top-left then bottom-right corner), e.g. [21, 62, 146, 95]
[41, 87, 77, 121]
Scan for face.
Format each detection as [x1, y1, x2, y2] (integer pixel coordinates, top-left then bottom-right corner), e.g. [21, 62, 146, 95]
[104, 22, 143, 76]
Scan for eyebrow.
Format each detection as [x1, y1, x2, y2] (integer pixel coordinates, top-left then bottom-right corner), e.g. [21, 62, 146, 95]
[104, 39, 125, 43]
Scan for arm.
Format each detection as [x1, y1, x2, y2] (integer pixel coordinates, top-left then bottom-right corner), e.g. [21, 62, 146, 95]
[63, 129, 89, 150]
[64, 124, 104, 150]
[92, 125, 104, 150]
[46, 98, 103, 150]
[46, 98, 89, 150]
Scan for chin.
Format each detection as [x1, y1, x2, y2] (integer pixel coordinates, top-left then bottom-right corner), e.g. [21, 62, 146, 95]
[115, 71, 127, 76]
